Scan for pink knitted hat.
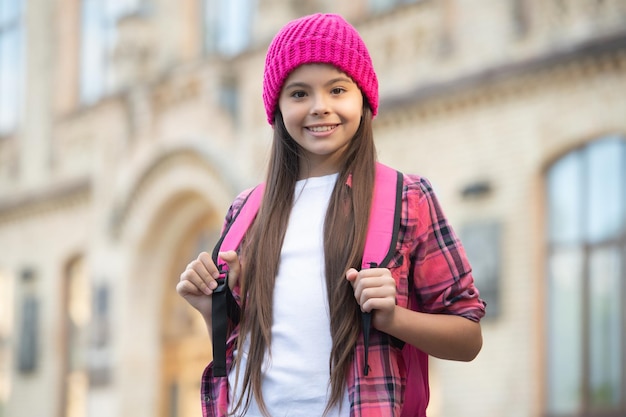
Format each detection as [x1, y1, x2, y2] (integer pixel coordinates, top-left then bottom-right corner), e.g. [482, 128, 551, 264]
[263, 13, 379, 125]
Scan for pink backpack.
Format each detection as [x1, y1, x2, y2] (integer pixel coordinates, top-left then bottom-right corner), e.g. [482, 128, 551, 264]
[210, 162, 428, 416]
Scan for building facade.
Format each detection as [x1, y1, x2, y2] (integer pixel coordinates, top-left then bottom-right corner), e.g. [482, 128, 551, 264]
[0, 0, 625, 416]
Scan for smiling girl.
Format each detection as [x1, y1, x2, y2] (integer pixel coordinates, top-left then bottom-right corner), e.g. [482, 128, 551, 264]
[177, 13, 485, 417]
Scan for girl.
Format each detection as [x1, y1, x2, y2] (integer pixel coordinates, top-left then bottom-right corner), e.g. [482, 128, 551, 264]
[177, 13, 485, 417]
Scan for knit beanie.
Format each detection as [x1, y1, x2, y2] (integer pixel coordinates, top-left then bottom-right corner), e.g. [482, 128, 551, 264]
[263, 13, 379, 125]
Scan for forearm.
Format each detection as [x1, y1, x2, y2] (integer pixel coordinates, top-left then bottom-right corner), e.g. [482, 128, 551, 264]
[379, 306, 483, 361]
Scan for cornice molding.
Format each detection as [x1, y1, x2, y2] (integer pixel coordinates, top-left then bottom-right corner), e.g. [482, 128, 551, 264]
[112, 150, 203, 229]
[378, 30, 626, 124]
[0, 178, 91, 224]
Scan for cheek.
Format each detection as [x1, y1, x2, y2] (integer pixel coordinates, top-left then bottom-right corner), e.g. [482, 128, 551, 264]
[278, 100, 301, 122]
[343, 96, 364, 121]
[282, 109, 310, 138]
[280, 110, 299, 132]
[279, 111, 301, 139]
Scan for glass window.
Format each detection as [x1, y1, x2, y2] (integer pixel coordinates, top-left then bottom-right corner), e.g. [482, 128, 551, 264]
[80, 0, 106, 104]
[586, 137, 625, 243]
[460, 221, 501, 319]
[369, 0, 419, 13]
[547, 151, 583, 245]
[16, 268, 38, 374]
[546, 136, 626, 416]
[0, 0, 24, 134]
[79, 0, 142, 104]
[219, 76, 239, 125]
[547, 247, 583, 414]
[588, 247, 622, 408]
[203, 0, 255, 56]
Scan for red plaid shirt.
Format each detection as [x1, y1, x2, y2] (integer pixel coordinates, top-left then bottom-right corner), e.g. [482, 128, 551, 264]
[201, 174, 486, 417]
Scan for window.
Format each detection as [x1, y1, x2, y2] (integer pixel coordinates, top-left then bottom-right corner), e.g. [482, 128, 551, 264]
[460, 221, 501, 319]
[17, 268, 38, 373]
[369, 0, 419, 13]
[546, 136, 626, 416]
[202, 0, 255, 56]
[219, 75, 240, 125]
[0, 0, 24, 134]
[79, 0, 142, 104]
[511, 0, 530, 37]
[88, 284, 111, 386]
[161, 218, 218, 417]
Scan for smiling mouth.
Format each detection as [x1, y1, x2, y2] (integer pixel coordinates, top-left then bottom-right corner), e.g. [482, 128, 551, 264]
[306, 125, 338, 133]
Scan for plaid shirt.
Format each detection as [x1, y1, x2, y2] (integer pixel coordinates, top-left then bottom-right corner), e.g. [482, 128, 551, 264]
[201, 173, 486, 417]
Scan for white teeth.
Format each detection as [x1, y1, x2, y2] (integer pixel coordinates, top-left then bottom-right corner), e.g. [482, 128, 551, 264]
[308, 125, 336, 132]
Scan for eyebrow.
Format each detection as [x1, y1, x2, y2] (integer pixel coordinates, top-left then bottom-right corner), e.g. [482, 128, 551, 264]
[283, 77, 355, 90]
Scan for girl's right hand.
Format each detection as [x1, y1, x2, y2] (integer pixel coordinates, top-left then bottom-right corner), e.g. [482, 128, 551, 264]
[176, 250, 241, 317]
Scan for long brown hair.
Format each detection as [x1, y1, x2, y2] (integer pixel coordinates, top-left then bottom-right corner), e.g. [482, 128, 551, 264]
[231, 105, 376, 416]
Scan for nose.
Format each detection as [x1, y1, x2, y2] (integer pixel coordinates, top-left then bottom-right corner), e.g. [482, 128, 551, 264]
[310, 93, 330, 116]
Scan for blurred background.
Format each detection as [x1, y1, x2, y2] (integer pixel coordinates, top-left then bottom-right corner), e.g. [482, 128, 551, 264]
[1, 0, 625, 416]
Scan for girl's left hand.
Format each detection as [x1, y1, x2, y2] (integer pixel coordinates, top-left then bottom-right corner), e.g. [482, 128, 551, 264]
[346, 267, 397, 330]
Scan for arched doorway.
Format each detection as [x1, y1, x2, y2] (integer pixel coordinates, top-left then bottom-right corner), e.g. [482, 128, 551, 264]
[116, 148, 240, 417]
[160, 213, 221, 417]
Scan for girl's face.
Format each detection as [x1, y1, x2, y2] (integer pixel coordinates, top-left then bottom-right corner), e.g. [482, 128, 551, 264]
[278, 64, 364, 178]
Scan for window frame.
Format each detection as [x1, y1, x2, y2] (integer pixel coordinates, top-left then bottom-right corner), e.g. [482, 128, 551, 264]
[368, 0, 420, 14]
[544, 135, 626, 417]
[78, 0, 143, 104]
[201, 0, 255, 57]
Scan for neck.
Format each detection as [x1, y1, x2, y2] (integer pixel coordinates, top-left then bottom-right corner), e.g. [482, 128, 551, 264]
[298, 156, 343, 180]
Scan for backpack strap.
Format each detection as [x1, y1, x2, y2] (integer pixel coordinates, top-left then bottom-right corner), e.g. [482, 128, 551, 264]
[210, 184, 264, 377]
[362, 163, 403, 270]
[360, 163, 404, 375]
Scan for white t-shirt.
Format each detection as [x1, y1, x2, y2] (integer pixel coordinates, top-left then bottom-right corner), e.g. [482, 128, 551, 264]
[229, 173, 350, 417]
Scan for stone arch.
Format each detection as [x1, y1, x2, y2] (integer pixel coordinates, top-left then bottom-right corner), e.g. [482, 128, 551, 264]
[540, 131, 626, 175]
[111, 144, 244, 241]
